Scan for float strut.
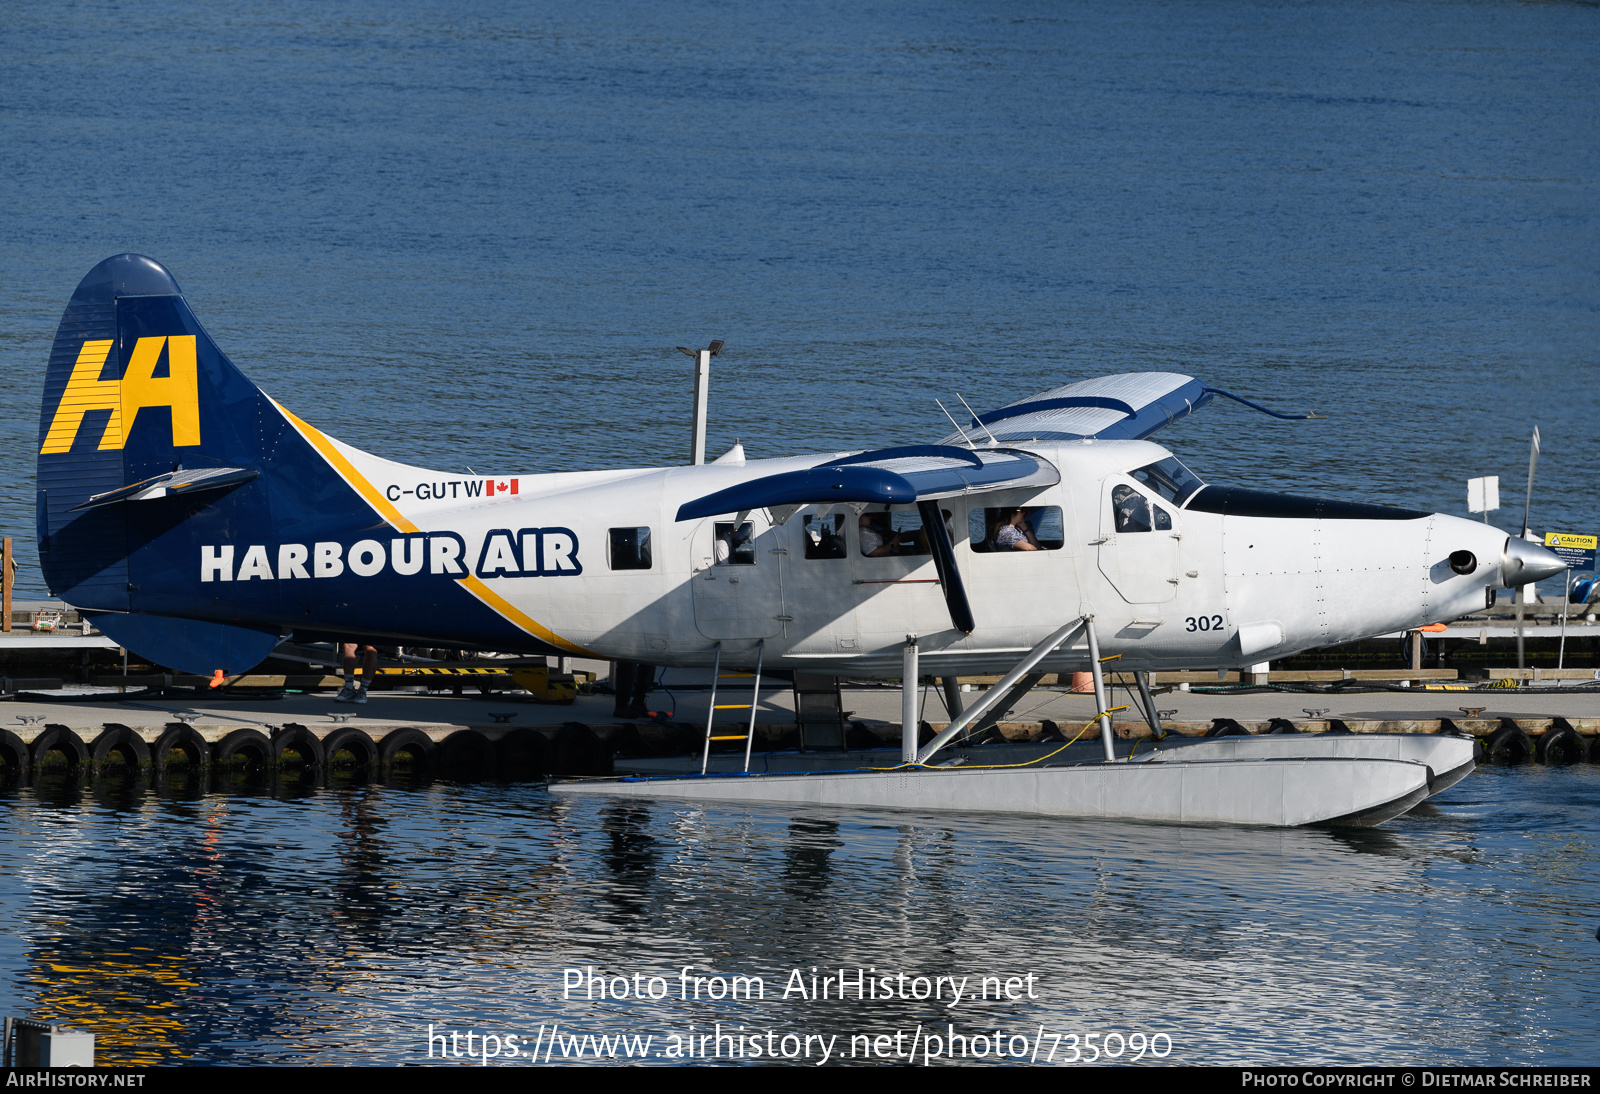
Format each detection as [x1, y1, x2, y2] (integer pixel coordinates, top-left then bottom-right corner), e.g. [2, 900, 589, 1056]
[916, 618, 1085, 765]
[1085, 616, 1117, 762]
[901, 635, 919, 765]
[1135, 670, 1165, 740]
[941, 675, 964, 719]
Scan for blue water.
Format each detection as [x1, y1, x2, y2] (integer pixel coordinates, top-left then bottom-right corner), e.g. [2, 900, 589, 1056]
[0, 766, 1595, 1066]
[1, 0, 1598, 1066]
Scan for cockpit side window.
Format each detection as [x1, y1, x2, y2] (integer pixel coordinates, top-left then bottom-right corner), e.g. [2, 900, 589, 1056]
[857, 507, 932, 558]
[1112, 485, 1152, 533]
[1130, 457, 1205, 506]
[1113, 484, 1174, 534]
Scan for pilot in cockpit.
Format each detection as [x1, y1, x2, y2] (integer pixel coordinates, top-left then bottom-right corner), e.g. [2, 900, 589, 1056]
[1112, 485, 1153, 533]
[858, 512, 900, 556]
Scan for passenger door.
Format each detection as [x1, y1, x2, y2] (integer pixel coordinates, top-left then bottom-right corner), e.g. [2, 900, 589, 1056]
[690, 516, 786, 639]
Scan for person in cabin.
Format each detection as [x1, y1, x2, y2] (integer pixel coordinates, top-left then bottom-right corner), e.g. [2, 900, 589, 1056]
[858, 512, 900, 556]
[994, 508, 1041, 551]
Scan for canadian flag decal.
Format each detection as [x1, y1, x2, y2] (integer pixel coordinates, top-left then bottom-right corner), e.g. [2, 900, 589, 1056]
[486, 478, 519, 496]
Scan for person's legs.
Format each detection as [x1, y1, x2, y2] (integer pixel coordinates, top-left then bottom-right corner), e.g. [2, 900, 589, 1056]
[612, 661, 638, 718]
[355, 645, 377, 702]
[336, 643, 360, 701]
[629, 663, 655, 717]
[337, 643, 377, 702]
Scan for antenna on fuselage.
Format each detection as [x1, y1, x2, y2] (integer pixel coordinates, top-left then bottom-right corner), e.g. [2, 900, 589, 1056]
[678, 340, 724, 466]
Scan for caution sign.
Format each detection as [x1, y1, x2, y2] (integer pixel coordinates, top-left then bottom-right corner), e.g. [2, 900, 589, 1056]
[1544, 531, 1597, 572]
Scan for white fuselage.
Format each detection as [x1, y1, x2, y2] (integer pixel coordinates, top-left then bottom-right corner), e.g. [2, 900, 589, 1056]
[331, 436, 1507, 675]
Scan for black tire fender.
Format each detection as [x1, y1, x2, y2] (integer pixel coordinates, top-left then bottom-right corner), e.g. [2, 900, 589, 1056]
[30, 725, 89, 773]
[1206, 718, 1251, 737]
[153, 723, 211, 770]
[0, 729, 31, 783]
[271, 724, 326, 770]
[439, 729, 497, 780]
[495, 727, 552, 779]
[1485, 720, 1533, 765]
[379, 727, 437, 772]
[322, 727, 379, 772]
[214, 728, 273, 771]
[1536, 718, 1585, 765]
[551, 722, 612, 777]
[91, 724, 151, 775]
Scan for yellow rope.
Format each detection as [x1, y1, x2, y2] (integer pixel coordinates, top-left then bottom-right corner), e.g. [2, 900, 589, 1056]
[869, 705, 1129, 772]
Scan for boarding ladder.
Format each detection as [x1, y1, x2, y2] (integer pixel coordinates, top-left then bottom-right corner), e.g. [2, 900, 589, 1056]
[700, 640, 765, 774]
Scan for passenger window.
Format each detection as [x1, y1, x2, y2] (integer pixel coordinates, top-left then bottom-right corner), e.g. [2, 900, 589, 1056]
[969, 507, 1064, 552]
[714, 521, 756, 565]
[857, 508, 931, 558]
[802, 513, 847, 559]
[1153, 504, 1172, 531]
[608, 527, 653, 570]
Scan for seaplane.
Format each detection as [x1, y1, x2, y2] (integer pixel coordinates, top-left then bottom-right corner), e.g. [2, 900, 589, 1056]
[33, 254, 1567, 826]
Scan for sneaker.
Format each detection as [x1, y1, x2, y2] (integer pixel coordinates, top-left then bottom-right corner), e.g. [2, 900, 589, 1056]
[334, 682, 358, 703]
[352, 687, 368, 705]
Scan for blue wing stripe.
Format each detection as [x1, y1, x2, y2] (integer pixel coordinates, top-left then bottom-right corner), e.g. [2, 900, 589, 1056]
[675, 448, 1059, 521]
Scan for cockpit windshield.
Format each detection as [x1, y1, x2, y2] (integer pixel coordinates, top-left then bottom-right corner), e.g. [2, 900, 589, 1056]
[1130, 457, 1205, 506]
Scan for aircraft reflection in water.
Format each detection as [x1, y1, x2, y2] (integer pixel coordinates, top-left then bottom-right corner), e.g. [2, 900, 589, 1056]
[34, 254, 1566, 827]
[4, 780, 1499, 1066]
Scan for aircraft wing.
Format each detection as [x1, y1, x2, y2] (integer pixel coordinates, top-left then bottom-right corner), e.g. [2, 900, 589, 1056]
[939, 372, 1211, 444]
[675, 445, 1059, 521]
[939, 371, 1321, 445]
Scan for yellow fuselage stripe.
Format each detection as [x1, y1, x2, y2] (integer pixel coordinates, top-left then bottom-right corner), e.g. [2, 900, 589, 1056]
[272, 400, 595, 656]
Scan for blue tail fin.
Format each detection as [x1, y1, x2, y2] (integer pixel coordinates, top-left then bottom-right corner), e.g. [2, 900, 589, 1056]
[36, 254, 553, 674]
[37, 255, 284, 608]
[36, 255, 312, 670]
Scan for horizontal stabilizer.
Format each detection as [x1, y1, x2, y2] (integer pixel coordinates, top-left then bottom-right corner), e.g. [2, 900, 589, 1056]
[88, 613, 282, 676]
[70, 466, 259, 511]
[676, 445, 1058, 521]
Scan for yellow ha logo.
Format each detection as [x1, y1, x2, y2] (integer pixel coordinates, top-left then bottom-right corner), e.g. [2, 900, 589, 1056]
[40, 336, 200, 454]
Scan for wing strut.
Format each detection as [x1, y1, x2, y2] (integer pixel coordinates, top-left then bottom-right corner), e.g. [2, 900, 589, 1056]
[917, 500, 974, 634]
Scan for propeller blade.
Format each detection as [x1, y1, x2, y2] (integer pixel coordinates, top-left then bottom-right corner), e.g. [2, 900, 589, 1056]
[1521, 425, 1540, 538]
[1516, 424, 1542, 675]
